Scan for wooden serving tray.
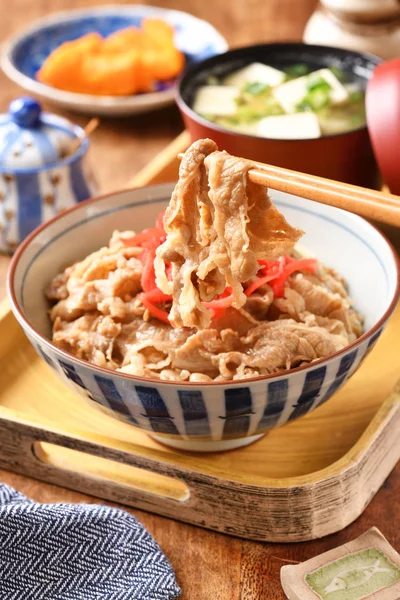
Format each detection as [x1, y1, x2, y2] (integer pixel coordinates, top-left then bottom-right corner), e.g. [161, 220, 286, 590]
[1, 131, 400, 543]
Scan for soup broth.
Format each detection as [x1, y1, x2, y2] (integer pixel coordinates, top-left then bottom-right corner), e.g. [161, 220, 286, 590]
[192, 63, 366, 139]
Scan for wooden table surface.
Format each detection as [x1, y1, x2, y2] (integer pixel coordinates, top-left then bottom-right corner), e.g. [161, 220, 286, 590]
[1, 1, 400, 598]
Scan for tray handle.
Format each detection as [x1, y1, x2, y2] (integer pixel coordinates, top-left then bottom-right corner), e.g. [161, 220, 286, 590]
[0, 417, 193, 508]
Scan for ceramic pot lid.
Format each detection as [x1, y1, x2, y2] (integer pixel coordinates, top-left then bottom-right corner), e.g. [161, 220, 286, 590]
[0, 97, 81, 171]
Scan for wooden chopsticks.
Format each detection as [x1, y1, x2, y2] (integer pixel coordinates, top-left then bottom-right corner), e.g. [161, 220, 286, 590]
[65, 118, 100, 158]
[248, 162, 400, 227]
[177, 152, 400, 227]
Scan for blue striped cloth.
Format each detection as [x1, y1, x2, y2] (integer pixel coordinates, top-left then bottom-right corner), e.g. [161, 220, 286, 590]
[0, 484, 181, 600]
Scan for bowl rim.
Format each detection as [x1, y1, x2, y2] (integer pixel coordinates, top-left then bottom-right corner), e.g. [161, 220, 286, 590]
[176, 41, 382, 143]
[7, 183, 400, 388]
[1, 4, 228, 109]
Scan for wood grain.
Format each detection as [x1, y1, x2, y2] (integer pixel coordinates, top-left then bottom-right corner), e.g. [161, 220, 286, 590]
[176, 135, 400, 227]
[1, 293, 400, 544]
[0, 0, 317, 194]
[3, 134, 400, 546]
[248, 163, 400, 227]
[2, 1, 400, 599]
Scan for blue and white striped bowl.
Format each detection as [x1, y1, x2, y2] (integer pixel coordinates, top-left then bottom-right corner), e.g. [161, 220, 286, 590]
[1, 5, 228, 117]
[7, 184, 400, 451]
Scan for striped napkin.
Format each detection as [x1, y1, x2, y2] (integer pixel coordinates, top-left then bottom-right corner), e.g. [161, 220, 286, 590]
[0, 484, 181, 599]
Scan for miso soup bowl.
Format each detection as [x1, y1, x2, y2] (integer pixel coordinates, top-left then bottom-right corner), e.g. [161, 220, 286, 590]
[7, 183, 400, 452]
[177, 43, 382, 188]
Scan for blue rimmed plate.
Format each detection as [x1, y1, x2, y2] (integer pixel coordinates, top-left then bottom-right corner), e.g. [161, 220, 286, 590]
[1, 5, 228, 116]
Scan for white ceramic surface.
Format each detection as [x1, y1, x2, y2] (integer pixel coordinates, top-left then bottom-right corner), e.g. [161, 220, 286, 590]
[304, 4, 400, 60]
[7, 184, 400, 451]
[318, 0, 400, 19]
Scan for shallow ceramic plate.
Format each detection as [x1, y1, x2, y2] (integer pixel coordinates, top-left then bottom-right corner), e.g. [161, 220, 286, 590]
[1, 5, 228, 116]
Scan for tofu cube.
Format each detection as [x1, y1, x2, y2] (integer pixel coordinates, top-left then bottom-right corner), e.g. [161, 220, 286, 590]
[224, 62, 285, 89]
[318, 68, 349, 104]
[192, 85, 239, 117]
[257, 112, 321, 139]
[273, 68, 349, 113]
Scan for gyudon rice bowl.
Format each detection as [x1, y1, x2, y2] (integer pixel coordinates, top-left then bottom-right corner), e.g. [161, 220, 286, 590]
[46, 139, 363, 382]
[8, 139, 399, 451]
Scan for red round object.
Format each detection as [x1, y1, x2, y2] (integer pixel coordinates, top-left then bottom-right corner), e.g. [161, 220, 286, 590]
[366, 58, 400, 195]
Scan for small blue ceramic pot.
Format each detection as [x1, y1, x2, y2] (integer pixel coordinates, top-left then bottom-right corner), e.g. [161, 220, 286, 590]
[0, 97, 96, 253]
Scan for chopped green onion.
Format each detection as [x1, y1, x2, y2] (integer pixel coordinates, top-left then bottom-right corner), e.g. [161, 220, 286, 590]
[296, 100, 313, 112]
[311, 90, 329, 110]
[243, 81, 270, 96]
[297, 87, 330, 112]
[284, 63, 309, 79]
[306, 75, 331, 93]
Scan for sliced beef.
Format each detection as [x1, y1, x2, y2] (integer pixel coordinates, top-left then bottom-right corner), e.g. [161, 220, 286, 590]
[156, 140, 302, 329]
[53, 313, 121, 369]
[46, 144, 364, 382]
